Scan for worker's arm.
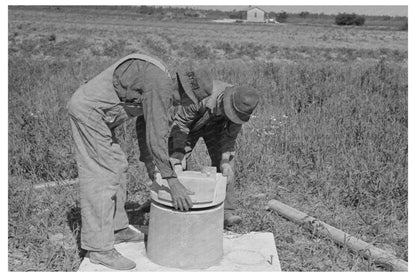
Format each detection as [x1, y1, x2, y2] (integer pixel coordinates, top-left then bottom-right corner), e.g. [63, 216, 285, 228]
[135, 115, 158, 180]
[141, 66, 176, 179]
[220, 121, 242, 156]
[114, 60, 157, 180]
[170, 100, 206, 161]
[142, 65, 194, 211]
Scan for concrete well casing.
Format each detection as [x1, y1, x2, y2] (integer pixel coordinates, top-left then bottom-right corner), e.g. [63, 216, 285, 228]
[147, 202, 224, 269]
[146, 167, 227, 269]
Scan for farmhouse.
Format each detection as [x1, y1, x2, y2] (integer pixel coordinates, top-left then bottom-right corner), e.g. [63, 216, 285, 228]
[246, 6, 266, 22]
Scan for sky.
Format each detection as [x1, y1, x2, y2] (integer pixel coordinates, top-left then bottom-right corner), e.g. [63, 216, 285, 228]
[4, 1, 409, 16]
[159, 0, 410, 16]
[190, 5, 408, 16]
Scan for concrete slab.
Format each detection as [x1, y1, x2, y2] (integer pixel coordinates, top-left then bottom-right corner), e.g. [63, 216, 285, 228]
[78, 230, 281, 271]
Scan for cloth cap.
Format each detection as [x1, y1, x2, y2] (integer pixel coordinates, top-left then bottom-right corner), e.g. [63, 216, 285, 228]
[177, 67, 213, 104]
[223, 86, 260, 124]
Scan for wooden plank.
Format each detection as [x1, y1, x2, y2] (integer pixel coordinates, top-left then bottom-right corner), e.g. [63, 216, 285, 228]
[267, 199, 408, 271]
[33, 178, 79, 189]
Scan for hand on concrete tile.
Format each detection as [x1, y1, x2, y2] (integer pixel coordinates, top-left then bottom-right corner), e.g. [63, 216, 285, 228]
[167, 177, 194, 211]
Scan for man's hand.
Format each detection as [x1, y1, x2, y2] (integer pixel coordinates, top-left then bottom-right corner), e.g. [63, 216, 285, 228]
[221, 163, 234, 184]
[145, 162, 159, 181]
[167, 178, 194, 211]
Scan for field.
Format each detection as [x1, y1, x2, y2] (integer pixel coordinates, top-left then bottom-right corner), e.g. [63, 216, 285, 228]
[8, 6, 408, 271]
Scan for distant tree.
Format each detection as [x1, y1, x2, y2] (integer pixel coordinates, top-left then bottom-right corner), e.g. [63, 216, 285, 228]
[276, 11, 288, 22]
[138, 5, 155, 15]
[268, 11, 277, 20]
[400, 22, 408, 31]
[229, 13, 237, 19]
[299, 11, 310, 18]
[184, 10, 199, 17]
[356, 16, 365, 26]
[335, 13, 366, 26]
[229, 10, 245, 19]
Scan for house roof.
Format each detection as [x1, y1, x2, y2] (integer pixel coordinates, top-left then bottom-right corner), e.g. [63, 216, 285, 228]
[246, 6, 267, 13]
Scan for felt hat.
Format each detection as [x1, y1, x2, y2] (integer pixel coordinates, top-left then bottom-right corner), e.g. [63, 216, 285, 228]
[223, 86, 260, 124]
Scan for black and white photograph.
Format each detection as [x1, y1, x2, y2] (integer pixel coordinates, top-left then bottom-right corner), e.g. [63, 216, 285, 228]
[6, 1, 410, 272]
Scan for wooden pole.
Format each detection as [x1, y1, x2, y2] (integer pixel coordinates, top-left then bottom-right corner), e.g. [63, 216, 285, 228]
[32, 179, 153, 190]
[33, 179, 79, 189]
[267, 199, 408, 271]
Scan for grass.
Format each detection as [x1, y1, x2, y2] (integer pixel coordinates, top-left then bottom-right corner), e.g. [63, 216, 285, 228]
[8, 6, 407, 271]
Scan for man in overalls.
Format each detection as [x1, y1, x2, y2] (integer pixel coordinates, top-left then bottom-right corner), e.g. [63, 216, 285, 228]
[67, 53, 213, 270]
[169, 81, 260, 228]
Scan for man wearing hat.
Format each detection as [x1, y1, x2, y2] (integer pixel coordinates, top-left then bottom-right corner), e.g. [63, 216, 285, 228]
[67, 53, 213, 270]
[169, 80, 260, 227]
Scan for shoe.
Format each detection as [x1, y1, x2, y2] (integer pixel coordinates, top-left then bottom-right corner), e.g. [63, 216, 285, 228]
[114, 227, 145, 244]
[89, 248, 136, 270]
[224, 212, 242, 227]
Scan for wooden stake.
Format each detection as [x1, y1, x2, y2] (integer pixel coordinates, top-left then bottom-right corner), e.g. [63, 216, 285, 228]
[267, 199, 408, 271]
[33, 179, 79, 189]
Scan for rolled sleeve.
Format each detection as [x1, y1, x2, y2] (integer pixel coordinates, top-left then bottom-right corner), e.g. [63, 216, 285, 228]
[135, 116, 153, 165]
[170, 101, 206, 158]
[173, 101, 205, 134]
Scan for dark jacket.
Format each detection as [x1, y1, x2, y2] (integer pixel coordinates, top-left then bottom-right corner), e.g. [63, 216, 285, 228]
[170, 80, 242, 161]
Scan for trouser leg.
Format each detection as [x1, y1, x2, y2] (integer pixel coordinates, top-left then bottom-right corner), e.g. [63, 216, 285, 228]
[202, 133, 236, 212]
[69, 116, 129, 251]
[113, 157, 129, 232]
[110, 130, 130, 231]
[222, 160, 236, 212]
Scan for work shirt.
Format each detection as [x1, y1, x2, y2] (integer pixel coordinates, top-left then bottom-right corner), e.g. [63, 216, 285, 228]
[171, 81, 242, 161]
[113, 59, 177, 179]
